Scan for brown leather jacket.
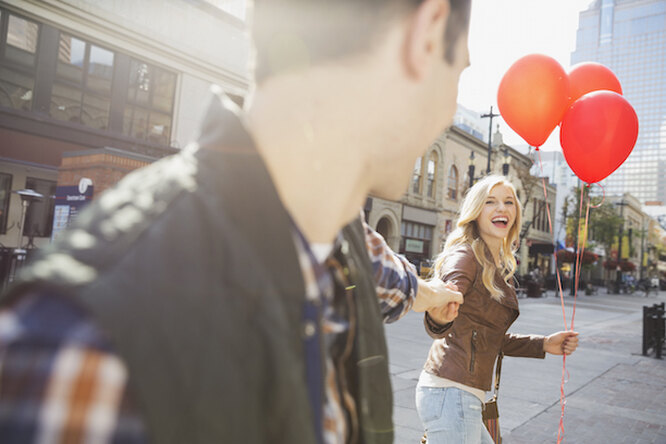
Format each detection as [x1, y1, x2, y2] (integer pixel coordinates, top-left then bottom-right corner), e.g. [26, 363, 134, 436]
[423, 244, 545, 391]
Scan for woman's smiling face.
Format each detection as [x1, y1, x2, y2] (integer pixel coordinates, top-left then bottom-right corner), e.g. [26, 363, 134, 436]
[476, 184, 517, 244]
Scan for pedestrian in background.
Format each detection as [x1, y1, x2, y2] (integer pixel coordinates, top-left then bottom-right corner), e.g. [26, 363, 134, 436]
[0, 0, 471, 443]
[416, 175, 579, 444]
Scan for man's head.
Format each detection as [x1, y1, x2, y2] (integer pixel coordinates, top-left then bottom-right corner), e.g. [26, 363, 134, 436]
[251, 0, 471, 84]
[248, 0, 472, 202]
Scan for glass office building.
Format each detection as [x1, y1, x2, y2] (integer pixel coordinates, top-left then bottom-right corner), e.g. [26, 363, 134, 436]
[571, 0, 666, 203]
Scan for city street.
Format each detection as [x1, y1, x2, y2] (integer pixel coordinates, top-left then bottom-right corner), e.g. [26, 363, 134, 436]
[386, 288, 666, 443]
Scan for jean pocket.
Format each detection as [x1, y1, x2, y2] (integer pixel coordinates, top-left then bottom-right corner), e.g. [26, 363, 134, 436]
[415, 387, 447, 424]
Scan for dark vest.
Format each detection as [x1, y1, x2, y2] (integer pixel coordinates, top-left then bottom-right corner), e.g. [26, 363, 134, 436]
[3, 92, 393, 444]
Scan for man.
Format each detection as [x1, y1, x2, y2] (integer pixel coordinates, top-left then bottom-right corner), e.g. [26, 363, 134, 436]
[0, 0, 471, 442]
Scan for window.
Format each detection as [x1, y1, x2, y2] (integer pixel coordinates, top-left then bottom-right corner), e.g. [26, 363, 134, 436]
[447, 166, 459, 200]
[6, 14, 38, 64]
[123, 59, 176, 145]
[402, 221, 434, 241]
[50, 33, 114, 130]
[23, 177, 56, 238]
[412, 157, 422, 194]
[445, 219, 452, 234]
[0, 173, 11, 234]
[426, 152, 437, 198]
[400, 221, 434, 259]
[532, 199, 548, 232]
[0, 12, 39, 111]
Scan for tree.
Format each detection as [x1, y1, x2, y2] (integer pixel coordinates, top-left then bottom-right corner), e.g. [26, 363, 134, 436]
[563, 186, 622, 285]
[587, 201, 623, 259]
[564, 186, 621, 254]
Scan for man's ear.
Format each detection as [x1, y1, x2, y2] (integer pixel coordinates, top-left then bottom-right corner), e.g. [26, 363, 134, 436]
[404, 0, 450, 80]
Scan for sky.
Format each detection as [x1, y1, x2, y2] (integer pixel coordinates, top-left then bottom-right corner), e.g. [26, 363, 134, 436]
[457, 0, 596, 152]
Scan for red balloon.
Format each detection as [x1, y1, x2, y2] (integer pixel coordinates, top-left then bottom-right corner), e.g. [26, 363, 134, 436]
[498, 54, 569, 147]
[560, 91, 638, 184]
[568, 62, 623, 106]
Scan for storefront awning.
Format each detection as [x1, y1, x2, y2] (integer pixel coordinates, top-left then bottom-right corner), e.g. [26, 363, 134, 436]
[528, 241, 554, 255]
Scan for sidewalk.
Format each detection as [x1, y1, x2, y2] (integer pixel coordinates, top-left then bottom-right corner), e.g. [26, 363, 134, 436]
[385, 289, 666, 443]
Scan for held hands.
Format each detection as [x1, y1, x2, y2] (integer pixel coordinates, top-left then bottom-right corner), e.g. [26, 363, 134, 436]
[413, 279, 463, 324]
[543, 331, 580, 356]
[427, 300, 461, 325]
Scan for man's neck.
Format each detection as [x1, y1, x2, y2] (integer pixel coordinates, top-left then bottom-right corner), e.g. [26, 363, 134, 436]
[244, 70, 381, 244]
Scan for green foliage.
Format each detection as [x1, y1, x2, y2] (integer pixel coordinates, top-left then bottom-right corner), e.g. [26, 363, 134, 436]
[564, 186, 622, 257]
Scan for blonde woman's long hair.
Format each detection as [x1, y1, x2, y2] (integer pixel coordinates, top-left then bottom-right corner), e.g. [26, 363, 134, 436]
[434, 175, 522, 301]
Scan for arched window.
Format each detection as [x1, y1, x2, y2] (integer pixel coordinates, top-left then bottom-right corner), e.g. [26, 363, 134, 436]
[447, 165, 459, 200]
[426, 152, 438, 198]
[376, 217, 392, 240]
[412, 157, 422, 194]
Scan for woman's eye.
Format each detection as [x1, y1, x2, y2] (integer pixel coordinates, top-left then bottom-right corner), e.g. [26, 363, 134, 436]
[505, 201, 514, 205]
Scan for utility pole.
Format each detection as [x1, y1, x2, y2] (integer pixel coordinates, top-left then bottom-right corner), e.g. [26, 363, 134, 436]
[615, 198, 628, 293]
[640, 221, 646, 280]
[571, 182, 582, 296]
[481, 106, 499, 174]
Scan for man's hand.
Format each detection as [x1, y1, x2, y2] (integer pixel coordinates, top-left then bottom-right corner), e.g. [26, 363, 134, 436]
[413, 279, 463, 313]
[543, 331, 579, 355]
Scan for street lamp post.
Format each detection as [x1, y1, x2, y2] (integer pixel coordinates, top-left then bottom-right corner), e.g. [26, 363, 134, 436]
[10, 189, 43, 284]
[14, 189, 43, 249]
[469, 147, 509, 187]
[481, 106, 499, 174]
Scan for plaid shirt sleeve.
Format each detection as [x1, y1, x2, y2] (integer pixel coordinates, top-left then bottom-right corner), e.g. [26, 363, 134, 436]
[0, 292, 147, 444]
[363, 220, 419, 323]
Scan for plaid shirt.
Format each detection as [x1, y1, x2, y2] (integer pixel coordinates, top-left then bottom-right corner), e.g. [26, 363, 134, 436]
[0, 222, 417, 444]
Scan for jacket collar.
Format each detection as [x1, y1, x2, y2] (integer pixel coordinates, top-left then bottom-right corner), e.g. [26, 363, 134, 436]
[193, 90, 306, 300]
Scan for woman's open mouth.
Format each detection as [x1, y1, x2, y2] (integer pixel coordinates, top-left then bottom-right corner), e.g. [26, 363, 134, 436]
[491, 216, 509, 228]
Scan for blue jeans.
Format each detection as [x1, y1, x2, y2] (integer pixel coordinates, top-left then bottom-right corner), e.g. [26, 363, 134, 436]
[415, 386, 495, 444]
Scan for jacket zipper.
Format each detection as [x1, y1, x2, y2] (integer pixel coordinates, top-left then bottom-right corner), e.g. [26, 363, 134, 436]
[470, 330, 478, 373]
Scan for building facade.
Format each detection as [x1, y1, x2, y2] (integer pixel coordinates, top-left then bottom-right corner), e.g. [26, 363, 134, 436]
[367, 123, 556, 278]
[531, 150, 583, 251]
[572, 0, 666, 204]
[0, 0, 249, 253]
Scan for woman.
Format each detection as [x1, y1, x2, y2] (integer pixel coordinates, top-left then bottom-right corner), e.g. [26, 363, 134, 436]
[416, 175, 579, 444]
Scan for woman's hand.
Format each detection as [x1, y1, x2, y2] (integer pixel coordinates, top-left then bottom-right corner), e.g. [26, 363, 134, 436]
[427, 301, 460, 325]
[543, 331, 579, 355]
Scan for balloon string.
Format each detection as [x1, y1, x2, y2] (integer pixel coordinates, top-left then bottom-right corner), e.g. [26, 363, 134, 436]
[572, 186, 585, 330]
[589, 182, 606, 209]
[556, 185, 593, 444]
[573, 198, 592, 331]
[536, 149, 570, 444]
[536, 150, 568, 330]
[557, 354, 570, 443]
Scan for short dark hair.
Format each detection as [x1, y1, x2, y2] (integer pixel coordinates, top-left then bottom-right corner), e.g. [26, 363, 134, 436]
[251, 0, 471, 83]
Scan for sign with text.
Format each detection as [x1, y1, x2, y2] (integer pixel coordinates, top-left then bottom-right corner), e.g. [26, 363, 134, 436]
[51, 185, 94, 242]
[405, 239, 424, 254]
